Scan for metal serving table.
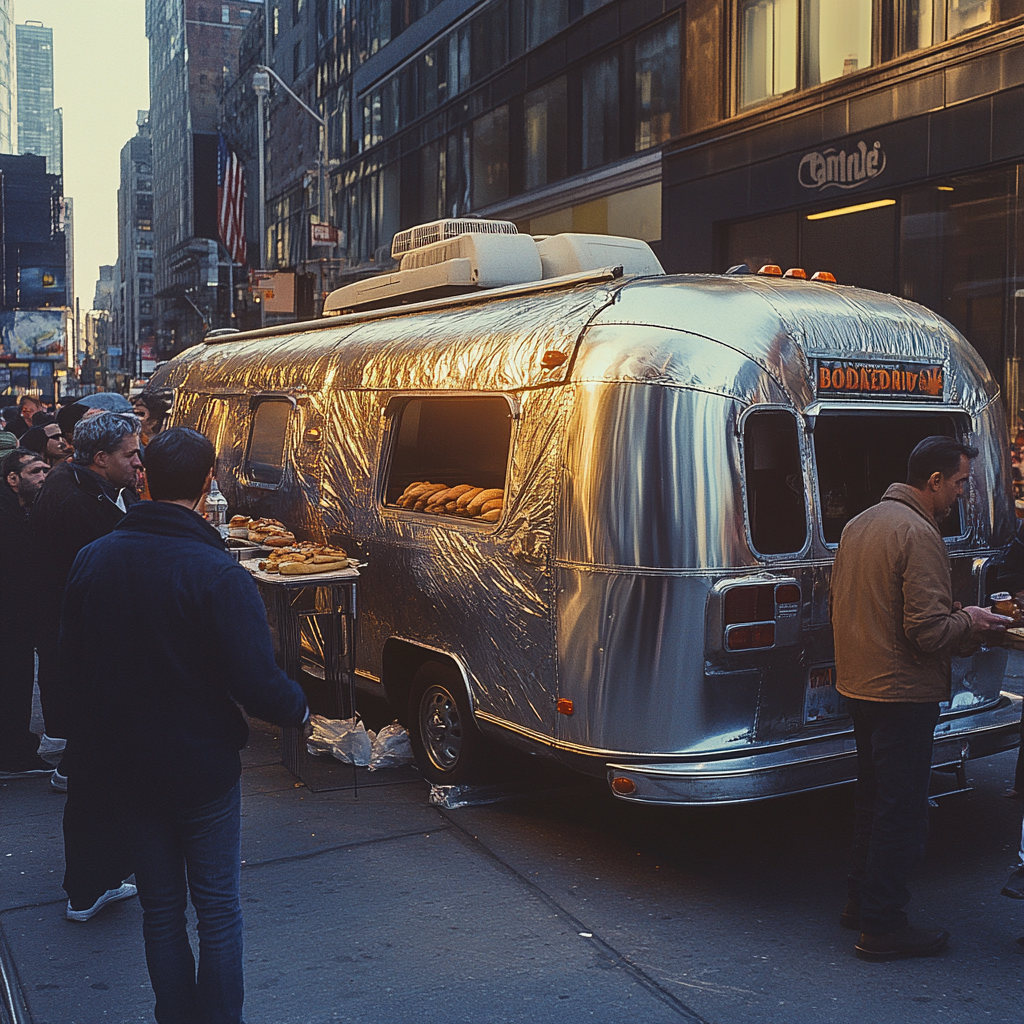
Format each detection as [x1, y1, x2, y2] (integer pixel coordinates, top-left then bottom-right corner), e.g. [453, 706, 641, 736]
[243, 561, 359, 787]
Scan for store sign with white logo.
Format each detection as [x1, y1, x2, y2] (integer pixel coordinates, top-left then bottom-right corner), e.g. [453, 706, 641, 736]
[798, 140, 886, 191]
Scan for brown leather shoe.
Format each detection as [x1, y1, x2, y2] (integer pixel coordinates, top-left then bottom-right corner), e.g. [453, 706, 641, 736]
[855, 925, 950, 961]
[840, 900, 860, 930]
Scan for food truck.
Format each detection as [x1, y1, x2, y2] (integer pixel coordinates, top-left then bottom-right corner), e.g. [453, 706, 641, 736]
[149, 221, 1021, 804]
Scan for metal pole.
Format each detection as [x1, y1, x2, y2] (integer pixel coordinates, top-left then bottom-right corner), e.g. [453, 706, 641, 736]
[254, 70, 270, 329]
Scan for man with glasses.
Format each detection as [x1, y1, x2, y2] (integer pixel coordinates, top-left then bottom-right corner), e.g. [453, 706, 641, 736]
[31, 412, 143, 921]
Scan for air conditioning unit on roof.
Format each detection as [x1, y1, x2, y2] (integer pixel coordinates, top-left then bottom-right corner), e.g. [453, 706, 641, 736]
[391, 218, 518, 259]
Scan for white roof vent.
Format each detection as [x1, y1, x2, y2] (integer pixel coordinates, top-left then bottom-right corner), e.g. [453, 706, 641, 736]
[536, 233, 664, 278]
[391, 218, 518, 259]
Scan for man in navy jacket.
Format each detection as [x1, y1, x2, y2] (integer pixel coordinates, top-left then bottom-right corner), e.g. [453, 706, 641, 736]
[60, 428, 308, 1024]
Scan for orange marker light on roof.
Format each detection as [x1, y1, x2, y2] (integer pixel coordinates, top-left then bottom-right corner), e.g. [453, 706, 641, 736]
[783, 268, 807, 279]
[758, 265, 782, 276]
[811, 271, 837, 283]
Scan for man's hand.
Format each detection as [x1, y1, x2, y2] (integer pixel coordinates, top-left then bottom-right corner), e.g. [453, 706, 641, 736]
[963, 605, 1013, 635]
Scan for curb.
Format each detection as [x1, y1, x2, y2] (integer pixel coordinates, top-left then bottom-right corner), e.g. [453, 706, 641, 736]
[0, 925, 30, 1024]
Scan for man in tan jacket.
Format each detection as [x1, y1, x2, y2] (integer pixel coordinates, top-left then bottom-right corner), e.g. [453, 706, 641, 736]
[831, 435, 1008, 961]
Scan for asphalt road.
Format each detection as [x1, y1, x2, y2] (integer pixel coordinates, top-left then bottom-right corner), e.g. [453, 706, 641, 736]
[2, 682, 1022, 1024]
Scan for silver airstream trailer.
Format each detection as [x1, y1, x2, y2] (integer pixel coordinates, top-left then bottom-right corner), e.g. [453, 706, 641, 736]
[150, 224, 1021, 804]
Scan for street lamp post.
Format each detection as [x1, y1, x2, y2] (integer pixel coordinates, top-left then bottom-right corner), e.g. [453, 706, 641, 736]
[252, 64, 332, 313]
[252, 69, 270, 327]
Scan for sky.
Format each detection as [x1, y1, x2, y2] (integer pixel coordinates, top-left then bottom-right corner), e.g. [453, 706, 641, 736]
[13, 0, 150, 311]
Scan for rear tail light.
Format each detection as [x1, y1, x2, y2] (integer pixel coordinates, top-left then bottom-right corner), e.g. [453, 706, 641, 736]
[726, 623, 776, 650]
[723, 582, 800, 651]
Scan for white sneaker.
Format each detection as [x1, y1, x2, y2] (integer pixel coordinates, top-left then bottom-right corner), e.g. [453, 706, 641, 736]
[66, 882, 137, 922]
[37, 734, 67, 758]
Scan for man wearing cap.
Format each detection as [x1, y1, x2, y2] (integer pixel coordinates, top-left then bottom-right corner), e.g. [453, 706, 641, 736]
[21, 422, 71, 466]
[0, 449, 52, 777]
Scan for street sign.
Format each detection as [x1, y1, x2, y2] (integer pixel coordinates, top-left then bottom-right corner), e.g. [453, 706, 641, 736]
[311, 223, 339, 247]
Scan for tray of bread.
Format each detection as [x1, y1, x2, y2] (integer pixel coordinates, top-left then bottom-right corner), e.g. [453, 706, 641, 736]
[1000, 626, 1024, 650]
[229, 515, 297, 547]
[392, 482, 504, 522]
[241, 541, 360, 584]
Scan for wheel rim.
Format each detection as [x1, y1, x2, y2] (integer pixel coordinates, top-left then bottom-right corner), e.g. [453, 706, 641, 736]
[419, 684, 463, 771]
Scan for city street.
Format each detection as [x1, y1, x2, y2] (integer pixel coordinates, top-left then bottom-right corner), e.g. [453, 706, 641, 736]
[1, 680, 1022, 1024]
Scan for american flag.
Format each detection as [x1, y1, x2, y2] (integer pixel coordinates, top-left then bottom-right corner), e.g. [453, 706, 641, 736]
[218, 134, 247, 266]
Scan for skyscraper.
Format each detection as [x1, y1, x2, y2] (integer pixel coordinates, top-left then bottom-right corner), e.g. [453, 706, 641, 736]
[16, 20, 62, 175]
[145, 0, 259, 357]
[0, 0, 12, 153]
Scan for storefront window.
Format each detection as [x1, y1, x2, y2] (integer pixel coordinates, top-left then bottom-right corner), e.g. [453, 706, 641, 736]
[471, 105, 509, 208]
[524, 78, 567, 190]
[635, 20, 680, 151]
[739, 0, 797, 108]
[582, 53, 619, 170]
[803, 0, 873, 86]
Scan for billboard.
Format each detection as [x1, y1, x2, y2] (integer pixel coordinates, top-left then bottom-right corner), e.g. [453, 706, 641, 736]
[1, 310, 65, 359]
[18, 266, 67, 308]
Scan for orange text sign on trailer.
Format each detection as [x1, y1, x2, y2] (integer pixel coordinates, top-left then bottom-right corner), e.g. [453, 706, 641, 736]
[814, 359, 944, 400]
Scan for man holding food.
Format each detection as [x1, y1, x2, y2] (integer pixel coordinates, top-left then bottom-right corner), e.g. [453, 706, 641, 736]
[830, 435, 1009, 961]
[59, 427, 308, 1024]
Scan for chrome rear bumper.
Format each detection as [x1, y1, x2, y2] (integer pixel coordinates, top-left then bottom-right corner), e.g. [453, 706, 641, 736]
[604, 693, 1022, 806]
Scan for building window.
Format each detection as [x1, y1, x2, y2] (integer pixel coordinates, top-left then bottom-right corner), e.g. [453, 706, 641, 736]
[526, 0, 568, 49]
[635, 20, 680, 151]
[901, 0, 1000, 50]
[524, 77, 567, 190]
[272, 4, 280, 41]
[471, 105, 509, 207]
[739, 0, 798, 108]
[138, 258, 153, 273]
[293, 0, 304, 25]
[293, 40, 302, 79]
[582, 52, 619, 170]
[804, 0, 873, 86]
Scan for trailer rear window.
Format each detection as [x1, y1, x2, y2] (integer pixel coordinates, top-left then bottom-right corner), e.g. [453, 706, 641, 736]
[743, 410, 808, 555]
[246, 399, 292, 485]
[385, 397, 512, 519]
[813, 412, 964, 544]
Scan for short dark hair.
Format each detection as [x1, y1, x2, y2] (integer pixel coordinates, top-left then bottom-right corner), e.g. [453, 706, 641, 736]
[907, 436, 979, 487]
[2, 448, 43, 480]
[145, 428, 215, 502]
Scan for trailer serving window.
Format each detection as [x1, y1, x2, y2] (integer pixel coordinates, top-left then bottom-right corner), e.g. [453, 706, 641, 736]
[743, 409, 808, 555]
[384, 396, 512, 513]
[813, 412, 965, 544]
[245, 398, 293, 486]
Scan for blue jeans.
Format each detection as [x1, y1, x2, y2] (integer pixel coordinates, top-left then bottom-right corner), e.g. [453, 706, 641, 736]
[847, 698, 939, 935]
[127, 782, 244, 1024]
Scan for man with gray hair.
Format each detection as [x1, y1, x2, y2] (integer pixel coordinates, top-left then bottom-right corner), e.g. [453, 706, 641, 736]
[30, 412, 142, 921]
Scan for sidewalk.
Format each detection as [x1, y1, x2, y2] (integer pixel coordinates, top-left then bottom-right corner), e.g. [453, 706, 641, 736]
[0, 714, 688, 1024]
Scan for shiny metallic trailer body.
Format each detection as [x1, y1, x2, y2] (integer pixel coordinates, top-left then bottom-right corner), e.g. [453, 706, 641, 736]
[151, 273, 1021, 804]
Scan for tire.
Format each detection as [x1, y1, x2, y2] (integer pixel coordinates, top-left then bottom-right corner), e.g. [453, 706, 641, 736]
[407, 661, 485, 785]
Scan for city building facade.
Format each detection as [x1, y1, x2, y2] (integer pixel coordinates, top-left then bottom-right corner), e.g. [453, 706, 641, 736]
[664, 0, 1024, 423]
[145, 0, 261, 357]
[117, 111, 156, 380]
[15, 20, 62, 174]
[0, 0, 12, 154]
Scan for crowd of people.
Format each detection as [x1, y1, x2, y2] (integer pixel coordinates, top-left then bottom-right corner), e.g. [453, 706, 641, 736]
[0, 395, 308, 1024]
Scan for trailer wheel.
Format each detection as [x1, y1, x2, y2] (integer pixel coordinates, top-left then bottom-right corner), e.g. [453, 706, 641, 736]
[408, 661, 484, 784]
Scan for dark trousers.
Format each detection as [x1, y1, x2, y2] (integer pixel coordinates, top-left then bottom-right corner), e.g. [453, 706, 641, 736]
[0, 635, 39, 765]
[128, 782, 244, 1024]
[847, 698, 939, 935]
[1014, 707, 1024, 793]
[35, 619, 72, 740]
[62, 756, 134, 908]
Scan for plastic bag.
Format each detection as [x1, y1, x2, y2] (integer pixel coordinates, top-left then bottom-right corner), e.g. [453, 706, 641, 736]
[306, 714, 373, 766]
[368, 722, 415, 770]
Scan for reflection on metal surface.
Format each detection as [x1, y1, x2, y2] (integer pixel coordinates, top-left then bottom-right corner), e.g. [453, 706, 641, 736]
[149, 273, 1015, 802]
